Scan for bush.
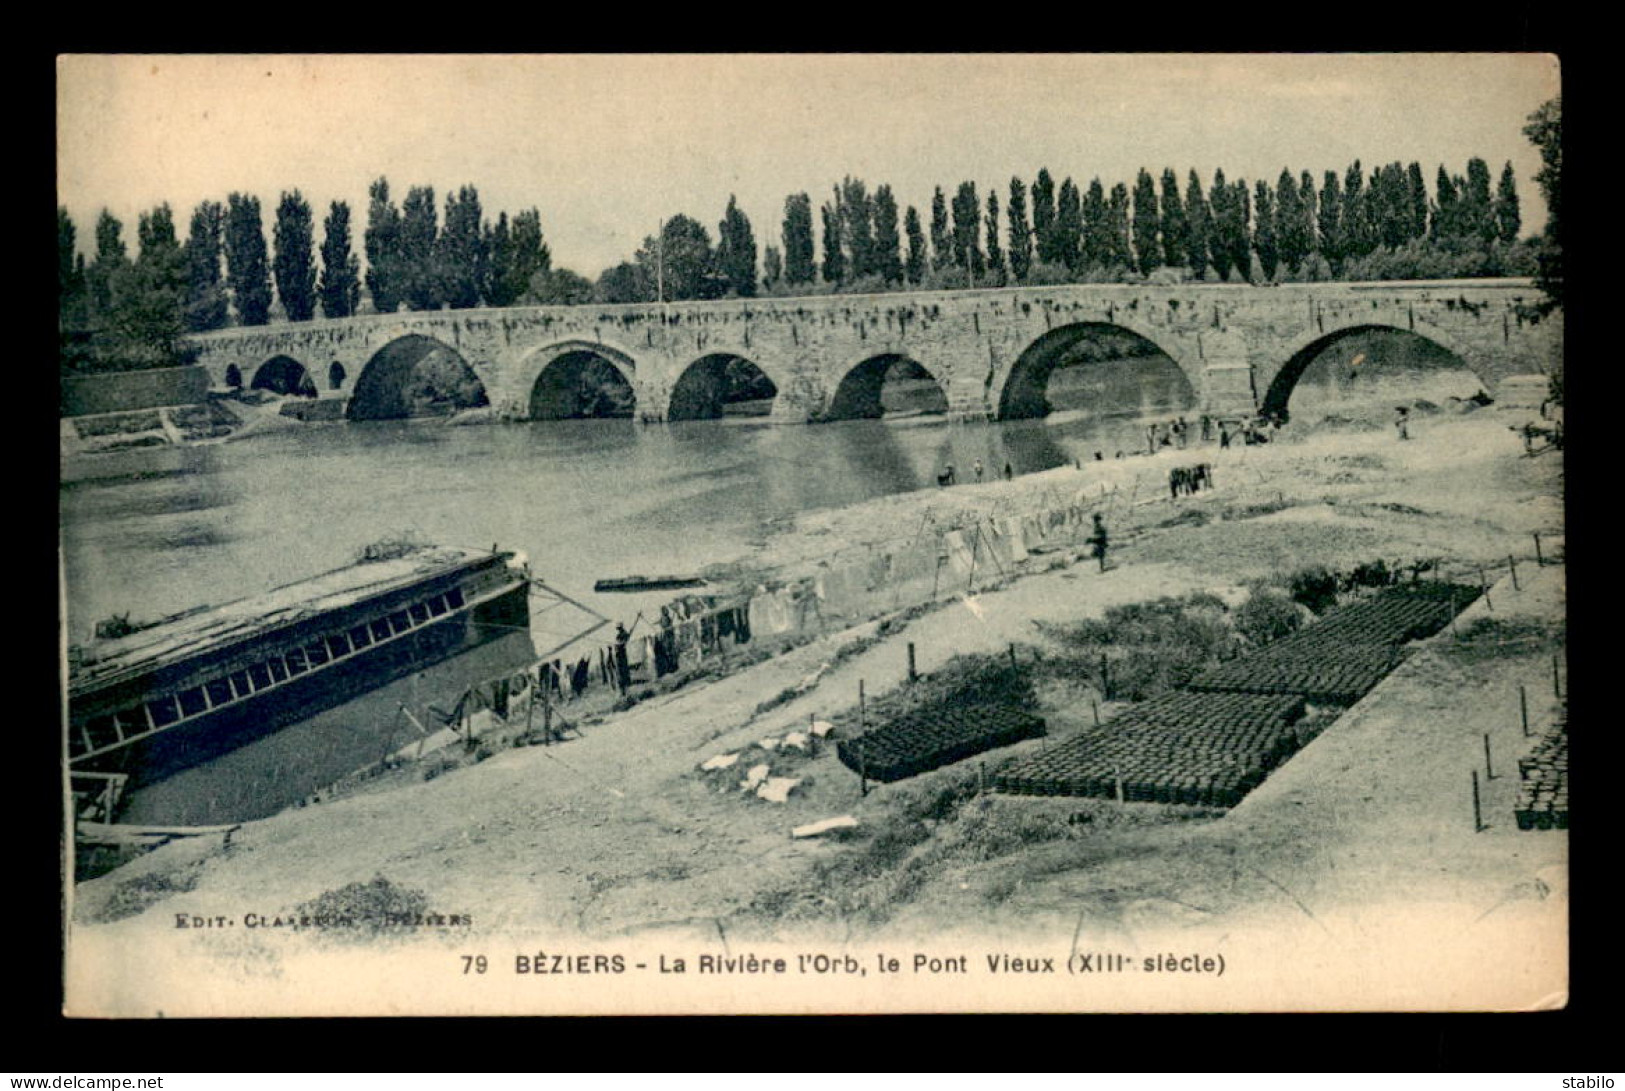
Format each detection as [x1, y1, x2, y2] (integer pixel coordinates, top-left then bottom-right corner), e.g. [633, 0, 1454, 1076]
[1234, 589, 1304, 647]
[1287, 565, 1339, 614]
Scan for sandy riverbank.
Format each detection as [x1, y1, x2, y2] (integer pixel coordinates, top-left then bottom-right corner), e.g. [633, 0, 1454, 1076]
[66, 403, 1566, 1015]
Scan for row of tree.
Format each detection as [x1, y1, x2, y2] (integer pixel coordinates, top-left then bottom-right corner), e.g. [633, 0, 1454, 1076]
[756, 156, 1530, 297]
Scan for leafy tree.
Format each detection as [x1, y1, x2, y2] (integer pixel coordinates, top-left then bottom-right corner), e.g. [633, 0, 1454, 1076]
[639, 214, 717, 300]
[1080, 178, 1110, 271]
[1373, 163, 1409, 251]
[318, 200, 362, 319]
[182, 200, 228, 331]
[58, 208, 91, 372]
[1275, 169, 1306, 273]
[436, 185, 486, 309]
[1031, 169, 1057, 266]
[1318, 170, 1343, 273]
[596, 261, 652, 304]
[97, 204, 188, 368]
[399, 185, 440, 310]
[525, 267, 594, 305]
[1007, 177, 1033, 282]
[984, 191, 1005, 283]
[364, 178, 403, 315]
[1131, 169, 1160, 275]
[1184, 170, 1211, 277]
[716, 194, 758, 297]
[872, 185, 903, 285]
[1207, 170, 1233, 280]
[929, 186, 951, 274]
[904, 205, 927, 285]
[1159, 168, 1188, 270]
[58, 206, 77, 299]
[225, 193, 272, 326]
[1252, 179, 1278, 281]
[1494, 161, 1522, 244]
[272, 190, 317, 321]
[838, 177, 874, 281]
[88, 208, 128, 319]
[781, 193, 816, 285]
[1523, 96, 1561, 306]
[1054, 178, 1082, 272]
[820, 198, 845, 285]
[951, 181, 983, 279]
[762, 245, 783, 290]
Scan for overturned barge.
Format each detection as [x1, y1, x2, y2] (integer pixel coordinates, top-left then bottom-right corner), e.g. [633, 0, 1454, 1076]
[67, 545, 531, 821]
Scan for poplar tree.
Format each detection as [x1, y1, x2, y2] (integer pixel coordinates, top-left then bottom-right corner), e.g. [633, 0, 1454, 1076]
[273, 189, 317, 321]
[1275, 169, 1306, 273]
[984, 191, 1005, 283]
[1159, 168, 1188, 270]
[1464, 157, 1496, 245]
[1082, 178, 1110, 270]
[1407, 162, 1430, 242]
[436, 185, 486, 309]
[225, 193, 272, 326]
[782, 193, 816, 285]
[1319, 170, 1343, 271]
[1230, 181, 1252, 279]
[839, 177, 874, 281]
[481, 213, 515, 307]
[904, 206, 927, 285]
[716, 194, 758, 297]
[1431, 166, 1459, 240]
[1054, 178, 1082, 272]
[872, 184, 903, 285]
[1494, 161, 1522, 244]
[929, 187, 952, 273]
[1130, 169, 1160, 275]
[118, 204, 188, 364]
[1031, 169, 1057, 266]
[1108, 183, 1132, 271]
[821, 199, 845, 284]
[1007, 178, 1033, 282]
[183, 200, 228, 331]
[1298, 171, 1319, 263]
[762, 245, 783, 290]
[364, 177, 403, 314]
[318, 200, 362, 319]
[1342, 161, 1374, 260]
[1184, 170, 1211, 277]
[507, 209, 552, 304]
[1207, 170, 1233, 280]
[1252, 179, 1278, 281]
[89, 209, 127, 320]
[400, 185, 440, 310]
[951, 181, 983, 278]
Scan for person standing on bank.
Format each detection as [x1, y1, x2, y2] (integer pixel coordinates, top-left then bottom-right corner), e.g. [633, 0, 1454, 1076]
[973, 458, 985, 482]
[613, 622, 632, 693]
[1395, 406, 1410, 441]
[1087, 513, 1110, 572]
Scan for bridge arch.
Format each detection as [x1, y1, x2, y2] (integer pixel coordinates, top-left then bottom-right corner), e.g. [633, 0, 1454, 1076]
[824, 353, 950, 422]
[1262, 322, 1487, 421]
[250, 355, 318, 397]
[998, 322, 1194, 421]
[347, 334, 488, 421]
[666, 353, 780, 421]
[520, 340, 639, 421]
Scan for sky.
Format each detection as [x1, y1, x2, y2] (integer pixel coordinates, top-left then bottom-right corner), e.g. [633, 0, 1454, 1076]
[56, 54, 1560, 277]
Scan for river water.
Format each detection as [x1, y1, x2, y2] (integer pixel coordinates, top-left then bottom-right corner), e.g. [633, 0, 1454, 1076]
[60, 361, 1196, 649]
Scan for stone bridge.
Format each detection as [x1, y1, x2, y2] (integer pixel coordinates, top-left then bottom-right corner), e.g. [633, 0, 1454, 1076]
[188, 279, 1561, 424]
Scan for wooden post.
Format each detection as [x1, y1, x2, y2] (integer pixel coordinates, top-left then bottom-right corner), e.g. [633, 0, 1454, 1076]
[1508, 555, 1520, 591]
[1091, 697, 1100, 726]
[860, 753, 868, 798]
[1008, 642, 1019, 671]
[1483, 732, 1495, 780]
[1519, 684, 1530, 738]
[978, 761, 986, 794]
[907, 642, 918, 683]
[1114, 766, 1125, 805]
[966, 529, 979, 592]
[542, 694, 552, 746]
[1533, 532, 1544, 566]
[859, 679, 867, 729]
[1471, 770, 1483, 832]
[1553, 655, 1562, 699]
[1100, 654, 1110, 700]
